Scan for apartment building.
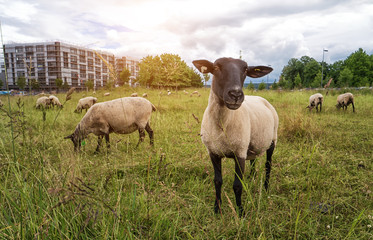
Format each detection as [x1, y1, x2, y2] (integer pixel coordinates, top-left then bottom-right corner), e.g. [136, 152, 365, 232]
[115, 56, 140, 86]
[1, 41, 119, 90]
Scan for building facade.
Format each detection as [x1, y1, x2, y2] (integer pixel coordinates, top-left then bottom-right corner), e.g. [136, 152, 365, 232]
[1, 41, 138, 91]
[115, 56, 140, 86]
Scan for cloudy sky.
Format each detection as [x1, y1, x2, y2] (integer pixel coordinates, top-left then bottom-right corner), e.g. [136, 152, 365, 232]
[1, 0, 373, 82]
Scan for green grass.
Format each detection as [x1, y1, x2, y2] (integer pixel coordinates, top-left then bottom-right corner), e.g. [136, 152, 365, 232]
[0, 87, 372, 239]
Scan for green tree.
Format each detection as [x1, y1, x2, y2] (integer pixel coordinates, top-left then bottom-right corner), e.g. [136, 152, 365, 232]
[344, 48, 371, 86]
[31, 79, 39, 90]
[294, 73, 302, 89]
[85, 79, 94, 90]
[62, 81, 69, 90]
[119, 68, 131, 86]
[203, 73, 210, 87]
[246, 80, 255, 90]
[339, 68, 353, 87]
[303, 59, 320, 87]
[310, 71, 322, 88]
[16, 76, 27, 90]
[55, 78, 63, 93]
[258, 81, 266, 90]
[138, 54, 202, 88]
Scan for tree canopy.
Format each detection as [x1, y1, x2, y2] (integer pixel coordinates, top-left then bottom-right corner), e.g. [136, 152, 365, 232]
[137, 53, 203, 88]
[279, 48, 373, 89]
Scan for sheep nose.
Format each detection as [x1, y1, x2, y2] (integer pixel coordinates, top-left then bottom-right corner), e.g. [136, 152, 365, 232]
[228, 89, 243, 101]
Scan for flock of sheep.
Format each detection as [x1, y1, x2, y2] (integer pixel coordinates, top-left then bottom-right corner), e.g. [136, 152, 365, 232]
[307, 92, 355, 112]
[28, 57, 357, 216]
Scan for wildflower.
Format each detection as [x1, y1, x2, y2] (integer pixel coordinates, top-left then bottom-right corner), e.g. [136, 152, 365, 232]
[327, 225, 330, 229]
[368, 225, 372, 228]
[335, 216, 339, 219]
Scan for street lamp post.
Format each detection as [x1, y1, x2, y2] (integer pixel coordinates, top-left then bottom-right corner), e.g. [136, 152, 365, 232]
[321, 49, 328, 88]
[267, 64, 271, 89]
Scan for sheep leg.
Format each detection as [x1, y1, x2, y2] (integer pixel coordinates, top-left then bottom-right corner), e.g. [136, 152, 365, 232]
[233, 157, 245, 216]
[264, 141, 275, 191]
[210, 153, 223, 214]
[95, 135, 103, 153]
[319, 102, 322, 112]
[145, 123, 154, 146]
[136, 129, 145, 148]
[351, 102, 355, 112]
[105, 134, 110, 150]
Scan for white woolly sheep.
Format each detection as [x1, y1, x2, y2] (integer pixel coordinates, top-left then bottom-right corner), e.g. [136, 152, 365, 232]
[142, 93, 148, 98]
[131, 92, 138, 97]
[65, 97, 156, 152]
[36, 96, 51, 109]
[336, 92, 355, 112]
[306, 93, 324, 112]
[74, 96, 98, 113]
[193, 57, 278, 216]
[104, 92, 110, 96]
[49, 95, 63, 108]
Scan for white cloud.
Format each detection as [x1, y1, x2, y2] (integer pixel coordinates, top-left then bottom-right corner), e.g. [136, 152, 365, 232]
[1, 0, 373, 82]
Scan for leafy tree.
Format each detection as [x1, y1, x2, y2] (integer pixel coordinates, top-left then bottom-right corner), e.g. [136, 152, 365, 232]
[138, 54, 202, 88]
[17, 76, 27, 90]
[303, 59, 320, 87]
[85, 79, 94, 90]
[311, 71, 323, 88]
[294, 73, 302, 89]
[258, 81, 266, 90]
[62, 81, 69, 90]
[55, 78, 63, 93]
[329, 60, 344, 87]
[203, 73, 210, 86]
[119, 68, 131, 86]
[31, 79, 39, 90]
[246, 80, 255, 90]
[344, 48, 372, 86]
[339, 68, 353, 87]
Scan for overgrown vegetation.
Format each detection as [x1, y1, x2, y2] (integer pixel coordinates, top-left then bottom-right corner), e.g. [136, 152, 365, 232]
[0, 87, 372, 239]
[280, 48, 373, 89]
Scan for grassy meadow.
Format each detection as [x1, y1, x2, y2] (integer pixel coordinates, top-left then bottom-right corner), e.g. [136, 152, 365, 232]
[0, 87, 372, 239]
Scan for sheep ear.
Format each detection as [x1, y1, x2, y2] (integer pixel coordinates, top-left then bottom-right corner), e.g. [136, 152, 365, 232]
[64, 134, 73, 140]
[247, 66, 273, 78]
[192, 60, 214, 74]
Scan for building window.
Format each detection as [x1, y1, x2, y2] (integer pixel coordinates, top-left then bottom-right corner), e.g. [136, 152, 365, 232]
[15, 47, 24, 53]
[47, 45, 55, 51]
[71, 55, 77, 63]
[70, 48, 77, 54]
[36, 45, 44, 52]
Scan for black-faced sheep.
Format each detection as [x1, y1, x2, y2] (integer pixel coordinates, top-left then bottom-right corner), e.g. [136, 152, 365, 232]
[307, 93, 323, 112]
[49, 95, 63, 108]
[193, 57, 278, 216]
[131, 93, 138, 97]
[36, 96, 51, 109]
[336, 92, 355, 112]
[65, 97, 156, 152]
[74, 96, 98, 113]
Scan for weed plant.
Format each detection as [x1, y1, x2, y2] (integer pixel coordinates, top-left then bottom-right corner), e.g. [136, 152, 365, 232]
[0, 88, 372, 239]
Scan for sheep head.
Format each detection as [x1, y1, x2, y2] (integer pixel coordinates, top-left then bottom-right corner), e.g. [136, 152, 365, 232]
[64, 125, 83, 152]
[193, 57, 272, 110]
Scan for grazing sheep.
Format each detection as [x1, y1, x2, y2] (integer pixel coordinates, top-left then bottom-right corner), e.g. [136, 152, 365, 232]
[336, 92, 355, 112]
[74, 96, 98, 113]
[167, 90, 172, 95]
[36, 96, 51, 109]
[193, 57, 278, 216]
[306, 93, 324, 112]
[65, 97, 156, 152]
[104, 92, 110, 96]
[131, 92, 138, 97]
[142, 93, 148, 98]
[49, 95, 63, 108]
